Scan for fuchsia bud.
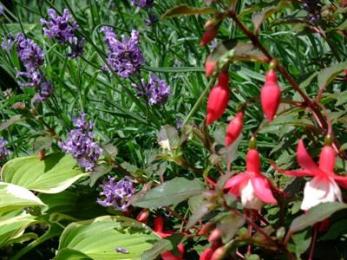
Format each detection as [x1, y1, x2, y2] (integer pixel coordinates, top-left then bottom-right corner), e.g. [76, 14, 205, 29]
[246, 149, 261, 173]
[225, 112, 244, 146]
[260, 70, 281, 121]
[208, 228, 222, 243]
[200, 24, 218, 46]
[205, 58, 217, 77]
[199, 247, 215, 260]
[136, 209, 149, 223]
[206, 72, 230, 125]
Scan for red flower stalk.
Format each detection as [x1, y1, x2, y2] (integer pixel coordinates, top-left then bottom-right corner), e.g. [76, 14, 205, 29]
[153, 217, 184, 260]
[260, 69, 281, 122]
[206, 72, 230, 125]
[225, 112, 244, 146]
[279, 139, 347, 210]
[224, 149, 277, 209]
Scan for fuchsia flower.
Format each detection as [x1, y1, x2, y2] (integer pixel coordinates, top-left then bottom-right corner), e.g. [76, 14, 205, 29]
[224, 149, 277, 210]
[206, 72, 230, 125]
[153, 217, 185, 260]
[281, 139, 347, 210]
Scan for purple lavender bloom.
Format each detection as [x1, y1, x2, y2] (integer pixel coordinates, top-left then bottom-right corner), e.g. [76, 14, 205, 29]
[136, 74, 170, 105]
[60, 114, 102, 171]
[101, 26, 144, 78]
[0, 138, 9, 161]
[130, 0, 154, 8]
[15, 33, 44, 72]
[1, 34, 15, 51]
[97, 176, 135, 211]
[0, 4, 4, 16]
[145, 13, 158, 26]
[33, 81, 54, 102]
[41, 9, 84, 58]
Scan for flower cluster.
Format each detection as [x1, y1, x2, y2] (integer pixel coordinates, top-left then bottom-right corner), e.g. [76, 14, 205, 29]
[59, 113, 102, 171]
[135, 74, 170, 105]
[97, 176, 135, 211]
[1, 34, 15, 51]
[0, 4, 4, 16]
[0, 138, 9, 161]
[101, 26, 144, 78]
[14, 33, 54, 101]
[303, 0, 322, 24]
[41, 8, 84, 58]
[130, 0, 154, 8]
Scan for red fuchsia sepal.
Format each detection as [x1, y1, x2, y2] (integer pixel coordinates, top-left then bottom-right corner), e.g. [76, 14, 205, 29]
[224, 149, 277, 210]
[260, 69, 281, 122]
[225, 112, 244, 146]
[281, 139, 347, 210]
[153, 217, 185, 260]
[200, 22, 218, 46]
[206, 71, 230, 125]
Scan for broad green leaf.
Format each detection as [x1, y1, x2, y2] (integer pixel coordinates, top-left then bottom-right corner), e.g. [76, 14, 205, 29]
[132, 177, 205, 208]
[0, 182, 45, 212]
[1, 153, 88, 194]
[317, 61, 347, 90]
[56, 216, 159, 260]
[289, 202, 347, 233]
[161, 5, 216, 19]
[141, 239, 172, 260]
[287, 230, 311, 259]
[0, 213, 37, 247]
[39, 189, 106, 220]
[219, 212, 245, 243]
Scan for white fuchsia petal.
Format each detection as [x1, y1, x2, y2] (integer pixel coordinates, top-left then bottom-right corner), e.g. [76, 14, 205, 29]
[301, 176, 342, 211]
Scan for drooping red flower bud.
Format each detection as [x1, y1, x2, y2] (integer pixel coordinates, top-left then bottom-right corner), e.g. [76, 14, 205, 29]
[200, 247, 215, 260]
[246, 149, 261, 173]
[206, 72, 230, 125]
[225, 112, 244, 146]
[208, 228, 222, 243]
[136, 209, 149, 223]
[200, 24, 218, 46]
[153, 216, 164, 233]
[205, 57, 217, 77]
[211, 246, 226, 260]
[260, 70, 281, 122]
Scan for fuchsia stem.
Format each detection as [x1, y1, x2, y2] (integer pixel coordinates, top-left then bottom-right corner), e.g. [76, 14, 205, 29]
[308, 225, 318, 260]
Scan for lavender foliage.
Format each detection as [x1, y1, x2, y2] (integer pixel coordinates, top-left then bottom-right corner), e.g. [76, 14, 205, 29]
[41, 8, 84, 58]
[97, 176, 135, 211]
[101, 26, 144, 78]
[135, 74, 170, 105]
[0, 138, 9, 161]
[60, 113, 102, 171]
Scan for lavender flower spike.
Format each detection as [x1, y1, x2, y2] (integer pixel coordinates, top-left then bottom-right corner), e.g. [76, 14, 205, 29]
[131, 0, 154, 8]
[0, 138, 9, 161]
[60, 113, 102, 171]
[101, 26, 144, 78]
[41, 8, 84, 58]
[97, 176, 135, 211]
[135, 74, 170, 105]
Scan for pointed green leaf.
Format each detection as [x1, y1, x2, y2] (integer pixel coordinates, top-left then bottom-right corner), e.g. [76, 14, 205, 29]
[161, 5, 216, 19]
[289, 202, 347, 233]
[132, 177, 205, 208]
